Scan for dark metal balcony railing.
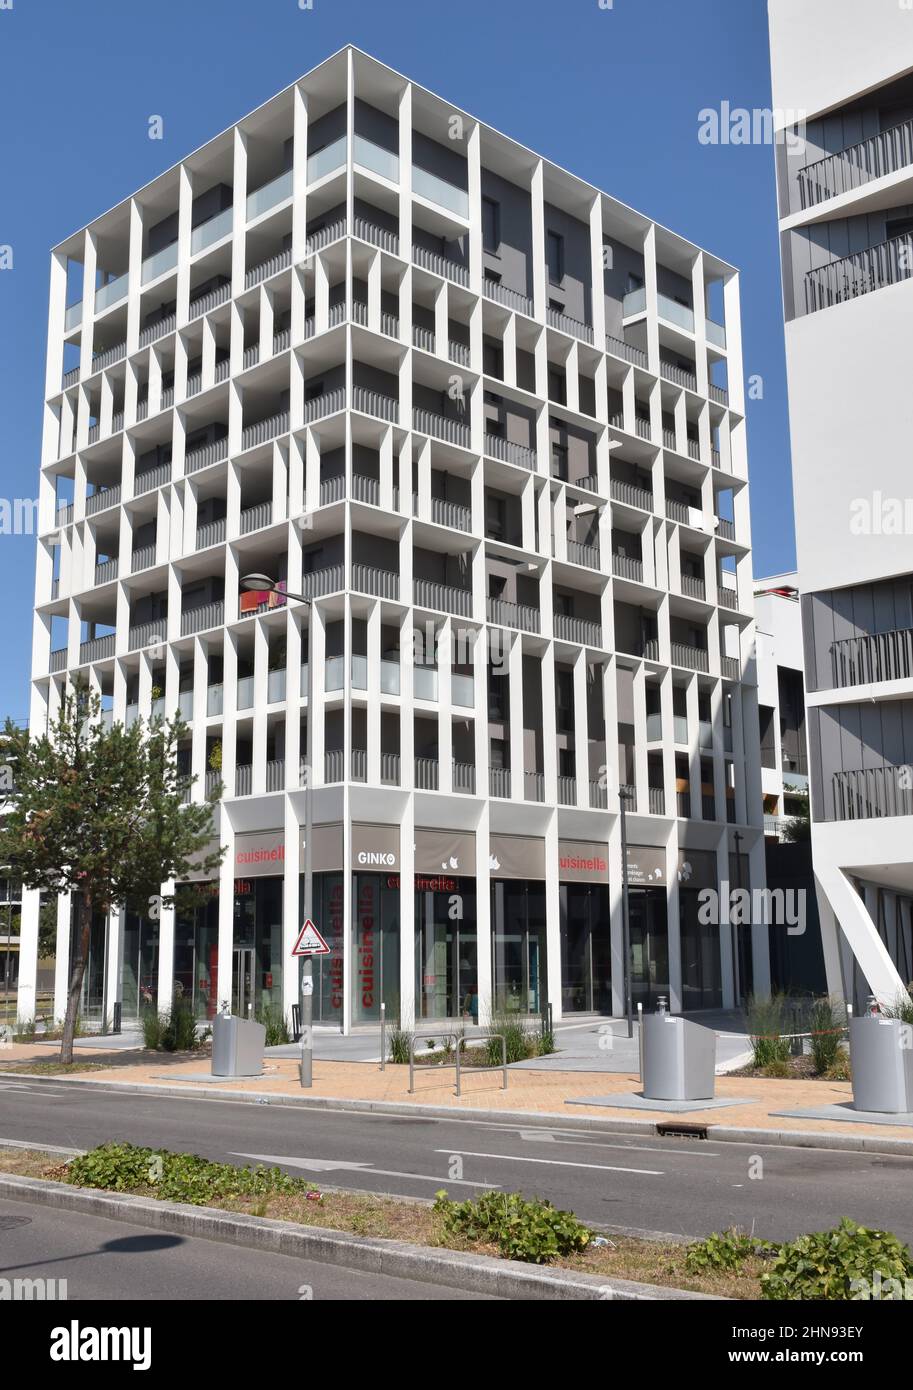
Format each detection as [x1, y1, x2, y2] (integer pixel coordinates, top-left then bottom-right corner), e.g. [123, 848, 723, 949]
[831, 628, 913, 689]
[557, 775, 577, 806]
[484, 433, 537, 471]
[487, 596, 540, 633]
[189, 282, 231, 319]
[448, 339, 471, 366]
[86, 485, 121, 515]
[806, 232, 913, 314]
[265, 759, 285, 793]
[300, 563, 345, 599]
[353, 385, 399, 423]
[546, 307, 594, 343]
[798, 115, 913, 210]
[242, 344, 260, 369]
[605, 334, 647, 367]
[666, 498, 691, 524]
[721, 655, 741, 681]
[131, 543, 157, 572]
[412, 243, 469, 285]
[676, 791, 691, 818]
[181, 599, 224, 636]
[304, 387, 346, 423]
[413, 406, 471, 449]
[241, 410, 288, 450]
[619, 783, 637, 811]
[235, 764, 253, 797]
[413, 577, 473, 617]
[612, 552, 643, 582]
[833, 766, 913, 821]
[87, 424, 100, 444]
[610, 477, 653, 511]
[634, 415, 652, 441]
[324, 749, 344, 784]
[524, 770, 545, 802]
[671, 641, 709, 673]
[139, 313, 176, 347]
[305, 218, 347, 256]
[49, 647, 68, 673]
[483, 277, 534, 316]
[709, 384, 729, 406]
[566, 539, 600, 570]
[91, 342, 127, 373]
[240, 500, 272, 535]
[413, 325, 436, 353]
[186, 375, 202, 397]
[427, 495, 471, 531]
[380, 311, 400, 339]
[62, 365, 80, 388]
[245, 247, 291, 290]
[94, 559, 119, 584]
[79, 634, 115, 664]
[660, 358, 697, 391]
[489, 767, 512, 798]
[589, 779, 608, 809]
[351, 473, 380, 506]
[554, 613, 602, 646]
[196, 518, 226, 549]
[686, 439, 701, 461]
[718, 585, 739, 610]
[381, 751, 401, 786]
[354, 217, 400, 255]
[129, 620, 165, 651]
[319, 474, 346, 506]
[184, 438, 227, 474]
[351, 562, 399, 600]
[415, 756, 439, 791]
[453, 761, 476, 794]
[716, 517, 736, 540]
[680, 573, 706, 600]
[649, 786, 666, 815]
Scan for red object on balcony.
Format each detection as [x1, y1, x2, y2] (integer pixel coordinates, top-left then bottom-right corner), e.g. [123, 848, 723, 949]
[239, 589, 267, 613]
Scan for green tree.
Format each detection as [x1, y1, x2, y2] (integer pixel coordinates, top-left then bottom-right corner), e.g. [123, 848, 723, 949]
[781, 790, 811, 843]
[0, 685, 223, 1063]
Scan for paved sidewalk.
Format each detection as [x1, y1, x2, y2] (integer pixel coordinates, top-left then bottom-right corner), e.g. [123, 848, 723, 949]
[3, 1039, 911, 1143]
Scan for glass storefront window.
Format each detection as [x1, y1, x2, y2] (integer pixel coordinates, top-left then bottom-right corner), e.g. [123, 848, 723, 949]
[121, 911, 160, 1017]
[491, 880, 547, 1016]
[679, 890, 722, 1010]
[414, 876, 477, 1021]
[353, 873, 400, 1022]
[628, 887, 669, 1009]
[73, 909, 107, 1022]
[299, 871, 345, 1024]
[173, 886, 220, 1019]
[559, 882, 611, 1013]
[232, 877, 283, 1018]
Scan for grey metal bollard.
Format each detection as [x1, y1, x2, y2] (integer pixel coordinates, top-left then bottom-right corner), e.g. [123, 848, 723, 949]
[642, 1012, 716, 1101]
[850, 1015, 913, 1114]
[211, 1014, 266, 1078]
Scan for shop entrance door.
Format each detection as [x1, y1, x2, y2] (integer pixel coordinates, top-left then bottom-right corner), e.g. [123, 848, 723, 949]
[232, 947, 255, 1018]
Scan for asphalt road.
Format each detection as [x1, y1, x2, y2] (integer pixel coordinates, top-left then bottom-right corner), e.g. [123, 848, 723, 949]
[0, 1196, 495, 1301]
[1, 1078, 912, 1243]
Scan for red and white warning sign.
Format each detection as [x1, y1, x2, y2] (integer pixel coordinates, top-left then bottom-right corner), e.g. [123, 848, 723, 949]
[292, 919, 330, 957]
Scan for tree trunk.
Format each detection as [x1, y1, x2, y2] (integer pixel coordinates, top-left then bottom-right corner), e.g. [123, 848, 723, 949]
[60, 892, 91, 1065]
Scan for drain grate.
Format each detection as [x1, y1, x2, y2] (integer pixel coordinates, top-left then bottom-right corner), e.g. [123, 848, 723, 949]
[655, 1122, 708, 1140]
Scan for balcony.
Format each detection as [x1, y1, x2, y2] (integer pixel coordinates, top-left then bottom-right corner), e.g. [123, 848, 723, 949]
[833, 766, 913, 821]
[264, 759, 285, 793]
[805, 232, 913, 314]
[448, 339, 471, 367]
[589, 779, 608, 809]
[622, 287, 646, 317]
[546, 307, 593, 344]
[131, 543, 157, 572]
[64, 301, 83, 331]
[95, 274, 129, 314]
[135, 460, 171, 493]
[482, 277, 534, 317]
[62, 366, 80, 389]
[680, 574, 706, 601]
[831, 628, 913, 689]
[413, 576, 473, 617]
[139, 313, 176, 347]
[798, 116, 913, 210]
[649, 786, 666, 815]
[718, 584, 739, 610]
[273, 328, 289, 353]
[191, 207, 233, 255]
[413, 406, 471, 449]
[319, 474, 346, 506]
[351, 562, 399, 600]
[721, 655, 740, 681]
[353, 133, 399, 183]
[185, 439, 228, 474]
[605, 334, 648, 367]
[300, 564, 345, 599]
[79, 634, 115, 664]
[380, 751, 401, 786]
[413, 325, 435, 353]
[524, 771, 545, 802]
[141, 242, 178, 284]
[304, 387, 346, 423]
[207, 684, 223, 716]
[237, 676, 254, 709]
[235, 764, 253, 797]
[671, 641, 709, 673]
[412, 243, 469, 286]
[352, 385, 399, 423]
[412, 165, 469, 218]
[247, 168, 293, 220]
[240, 500, 272, 535]
[241, 411, 288, 450]
[554, 613, 602, 646]
[86, 485, 121, 515]
[94, 558, 118, 585]
[716, 517, 735, 540]
[489, 767, 512, 798]
[91, 341, 127, 373]
[353, 215, 399, 256]
[245, 247, 291, 291]
[634, 416, 652, 441]
[196, 518, 226, 549]
[660, 358, 697, 392]
[189, 281, 231, 319]
[610, 478, 652, 511]
[484, 434, 537, 471]
[414, 756, 440, 791]
[612, 552, 643, 582]
[566, 540, 600, 570]
[705, 319, 726, 350]
[557, 775, 577, 806]
[666, 498, 691, 525]
[49, 647, 68, 673]
[426, 496, 472, 532]
[181, 599, 224, 636]
[453, 762, 476, 794]
[709, 384, 729, 406]
[487, 596, 540, 633]
[129, 620, 164, 651]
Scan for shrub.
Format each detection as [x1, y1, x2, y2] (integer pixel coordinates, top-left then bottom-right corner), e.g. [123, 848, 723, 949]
[140, 1006, 163, 1050]
[882, 993, 913, 1027]
[685, 1229, 775, 1274]
[824, 1048, 852, 1082]
[485, 1006, 533, 1065]
[141, 998, 200, 1052]
[433, 1189, 590, 1264]
[255, 1002, 290, 1047]
[761, 1217, 913, 1301]
[536, 1026, 556, 1057]
[387, 1026, 412, 1065]
[13, 1016, 37, 1043]
[747, 992, 791, 1069]
[809, 996, 846, 1075]
[761, 1058, 791, 1079]
[67, 1141, 319, 1206]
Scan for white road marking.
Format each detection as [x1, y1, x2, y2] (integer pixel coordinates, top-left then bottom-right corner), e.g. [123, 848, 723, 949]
[477, 1122, 719, 1156]
[435, 1149, 664, 1176]
[229, 1151, 499, 1189]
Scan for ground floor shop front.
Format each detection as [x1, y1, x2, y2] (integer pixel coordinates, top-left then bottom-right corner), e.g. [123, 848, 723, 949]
[24, 820, 768, 1030]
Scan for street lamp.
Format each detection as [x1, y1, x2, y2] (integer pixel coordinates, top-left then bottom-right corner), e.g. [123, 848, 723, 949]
[618, 784, 635, 1039]
[732, 829, 744, 1010]
[240, 574, 314, 1088]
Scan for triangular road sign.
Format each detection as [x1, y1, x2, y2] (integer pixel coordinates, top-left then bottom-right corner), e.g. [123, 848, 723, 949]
[292, 918, 330, 957]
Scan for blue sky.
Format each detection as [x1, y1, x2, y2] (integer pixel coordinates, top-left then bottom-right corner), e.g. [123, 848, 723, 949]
[0, 0, 790, 722]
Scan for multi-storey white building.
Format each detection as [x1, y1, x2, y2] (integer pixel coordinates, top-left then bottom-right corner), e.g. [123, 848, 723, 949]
[769, 0, 913, 1006]
[754, 573, 809, 840]
[16, 47, 766, 1032]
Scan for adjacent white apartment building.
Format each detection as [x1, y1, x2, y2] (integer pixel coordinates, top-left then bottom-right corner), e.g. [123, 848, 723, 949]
[769, 0, 913, 1005]
[754, 573, 809, 840]
[17, 46, 766, 1032]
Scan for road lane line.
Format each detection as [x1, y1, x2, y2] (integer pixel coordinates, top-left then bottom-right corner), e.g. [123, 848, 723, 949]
[434, 1149, 663, 1176]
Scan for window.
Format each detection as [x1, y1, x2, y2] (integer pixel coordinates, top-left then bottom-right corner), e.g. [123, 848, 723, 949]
[625, 272, 644, 293]
[546, 231, 564, 285]
[482, 197, 500, 254]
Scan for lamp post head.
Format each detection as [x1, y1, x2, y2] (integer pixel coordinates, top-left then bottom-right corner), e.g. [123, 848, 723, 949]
[240, 572, 277, 592]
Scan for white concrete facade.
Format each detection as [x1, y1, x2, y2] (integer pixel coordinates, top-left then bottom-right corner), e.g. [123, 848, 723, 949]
[754, 573, 809, 841]
[769, 1, 913, 1006]
[18, 46, 766, 1031]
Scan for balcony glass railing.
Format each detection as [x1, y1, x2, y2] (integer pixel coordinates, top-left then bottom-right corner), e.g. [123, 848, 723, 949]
[414, 667, 438, 701]
[306, 138, 347, 185]
[247, 168, 293, 221]
[207, 684, 223, 717]
[64, 301, 83, 331]
[351, 654, 368, 690]
[380, 660, 400, 695]
[267, 668, 286, 703]
[705, 318, 726, 349]
[658, 293, 695, 333]
[191, 206, 233, 254]
[411, 165, 469, 218]
[141, 241, 179, 284]
[237, 675, 254, 710]
[325, 656, 344, 692]
[353, 134, 399, 182]
[452, 673, 475, 708]
[622, 287, 646, 317]
[95, 273, 128, 313]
